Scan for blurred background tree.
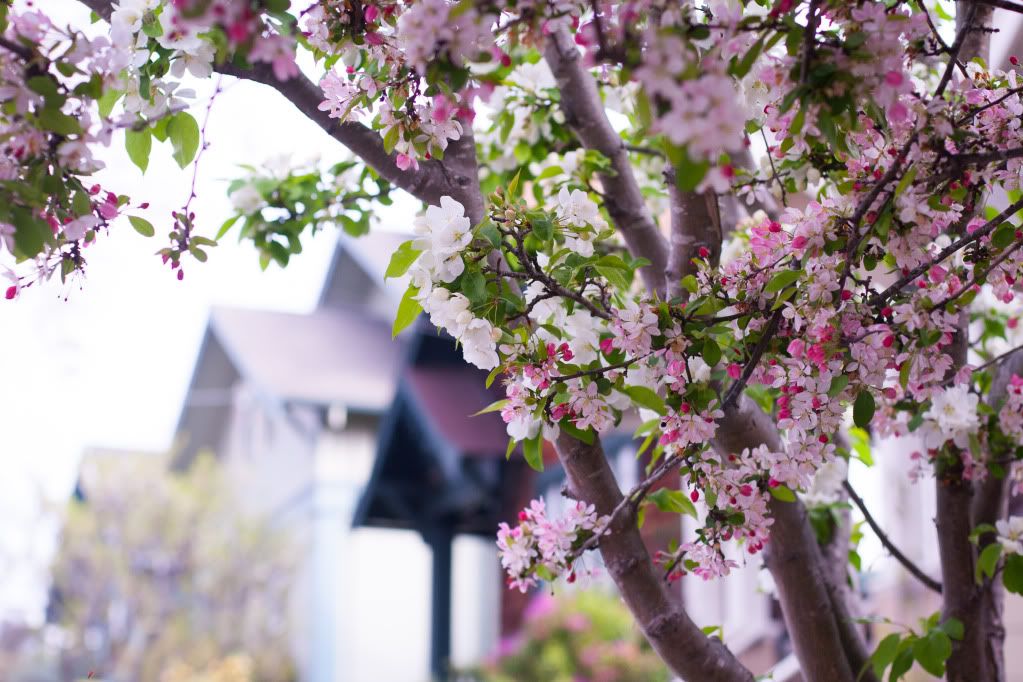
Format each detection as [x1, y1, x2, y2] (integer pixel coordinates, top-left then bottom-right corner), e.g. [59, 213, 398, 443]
[467, 590, 670, 682]
[38, 452, 297, 682]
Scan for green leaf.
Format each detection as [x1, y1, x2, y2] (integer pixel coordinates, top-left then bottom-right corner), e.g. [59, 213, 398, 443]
[462, 268, 486, 304]
[732, 36, 765, 78]
[531, 215, 553, 241]
[125, 128, 152, 173]
[37, 108, 82, 136]
[1003, 554, 1023, 594]
[870, 633, 902, 679]
[991, 223, 1016, 250]
[392, 285, 422, 338]
[913, 631, 951, 677]
[523, 435, 544, 472]
[141, 12, 163, 37]
[647, 489, 698, 518]
[506, 170, 522, 198]
[702, 338, 722, 367]
[485, 365, 502, 389]
[624, 385, 667, 415]
[478, 220, 501, 248]
[11, 206, 52, 258]
[769, 485, 796, 502]
[977, 542, 1002, 582]
[671, 150, 710, 192]
[167, 112, 201, 169]
[27, 75, 64, 107]
[216, 215, 239, 240]
[128, 215, 155, 237]
[889, 648, 913, 681]
[828, 375, 849, 398]
[560, 421, 595, 445]
[894, 165, 917, 198]
[764, 269, 801, 293]
[848, 426, 873, 466]
[899, 359, 912, 390]
[97, 88, 123, 118]
[382, 125, 399, 154]
[385, 239, 421, 279]
[853, 391, 876, 429]
[471, 399, 508, 417]
[939, 618, 964, 641]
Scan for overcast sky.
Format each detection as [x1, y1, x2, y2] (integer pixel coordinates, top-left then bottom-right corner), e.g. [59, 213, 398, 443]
[0, 0, 415, 620]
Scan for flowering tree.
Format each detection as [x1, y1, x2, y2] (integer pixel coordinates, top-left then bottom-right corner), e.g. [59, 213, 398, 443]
[3, 0, 1023, 680]
[47, 454, 296, 681]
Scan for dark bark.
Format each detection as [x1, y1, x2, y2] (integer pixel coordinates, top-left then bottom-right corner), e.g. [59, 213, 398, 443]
[665, 186, 720, 300]
[939, 6, 998, 679]
[937, 311, 987, 681]
[713, 397, 855, 682]
[970, 351, 1023, 681]
[554, 433, 755, 682]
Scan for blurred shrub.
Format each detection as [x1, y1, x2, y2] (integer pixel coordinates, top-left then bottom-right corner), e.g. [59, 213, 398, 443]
[468, 590, 670, 682]
[44, 453, 297, 682]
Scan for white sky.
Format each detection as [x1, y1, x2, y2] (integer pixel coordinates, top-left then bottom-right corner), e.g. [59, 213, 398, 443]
[0, 0, 413, 621]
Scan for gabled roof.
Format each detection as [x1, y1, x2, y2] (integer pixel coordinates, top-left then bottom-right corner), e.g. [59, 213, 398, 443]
[318, 231, 411, 311]
[174, 232, 408, 465]
[208, 305, 400, 410]
[353, 329, 532, 536]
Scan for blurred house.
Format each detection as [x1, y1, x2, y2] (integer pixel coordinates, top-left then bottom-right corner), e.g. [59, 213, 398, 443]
[172, 231, 531, 682]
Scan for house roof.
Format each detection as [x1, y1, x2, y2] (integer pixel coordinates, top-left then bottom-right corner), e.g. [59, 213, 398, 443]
[353, 330, 534, 536]
[405, 366, 509, 457]
[208, 305, 401, 411]
[318, 230, 411, 310]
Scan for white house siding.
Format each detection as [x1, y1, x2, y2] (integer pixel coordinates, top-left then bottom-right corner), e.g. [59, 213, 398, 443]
[217, 395, 498, 681]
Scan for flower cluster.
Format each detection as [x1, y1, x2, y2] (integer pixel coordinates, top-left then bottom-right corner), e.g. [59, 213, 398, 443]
[408, 197, 500, 370]
[497, 498, 610, 593]
[997, 516, 1023, 556]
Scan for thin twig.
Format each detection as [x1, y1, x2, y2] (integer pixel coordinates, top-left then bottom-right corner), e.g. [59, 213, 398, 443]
[566, 450, 688, 561]
[973, 0, 1023, 13]
[0, 36, 33, 60]
[934, 2, 979, 99]
[799, 0, 821, 86]
[871, 196, 1023, 306]
[931, 240, 1023, 310]
[722, 307, 783, 409]
[843, 481, 943, 594]
[971, 344, 1023, 376]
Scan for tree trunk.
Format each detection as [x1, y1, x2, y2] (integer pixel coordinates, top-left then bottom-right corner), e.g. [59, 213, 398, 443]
[553, 433, 755, 682]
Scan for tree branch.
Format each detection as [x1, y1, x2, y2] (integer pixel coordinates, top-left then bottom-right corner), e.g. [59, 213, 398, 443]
[937, 308, 990, 681]
[544, 30, 669, 296]
[870, 196, 1023, 307]
[843, 481, 942, 593]
[970, 350, 1023, 680]
[665, 185, 719, 300]
[553, 433, 755, 682]
[76, 0, 484, 221]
